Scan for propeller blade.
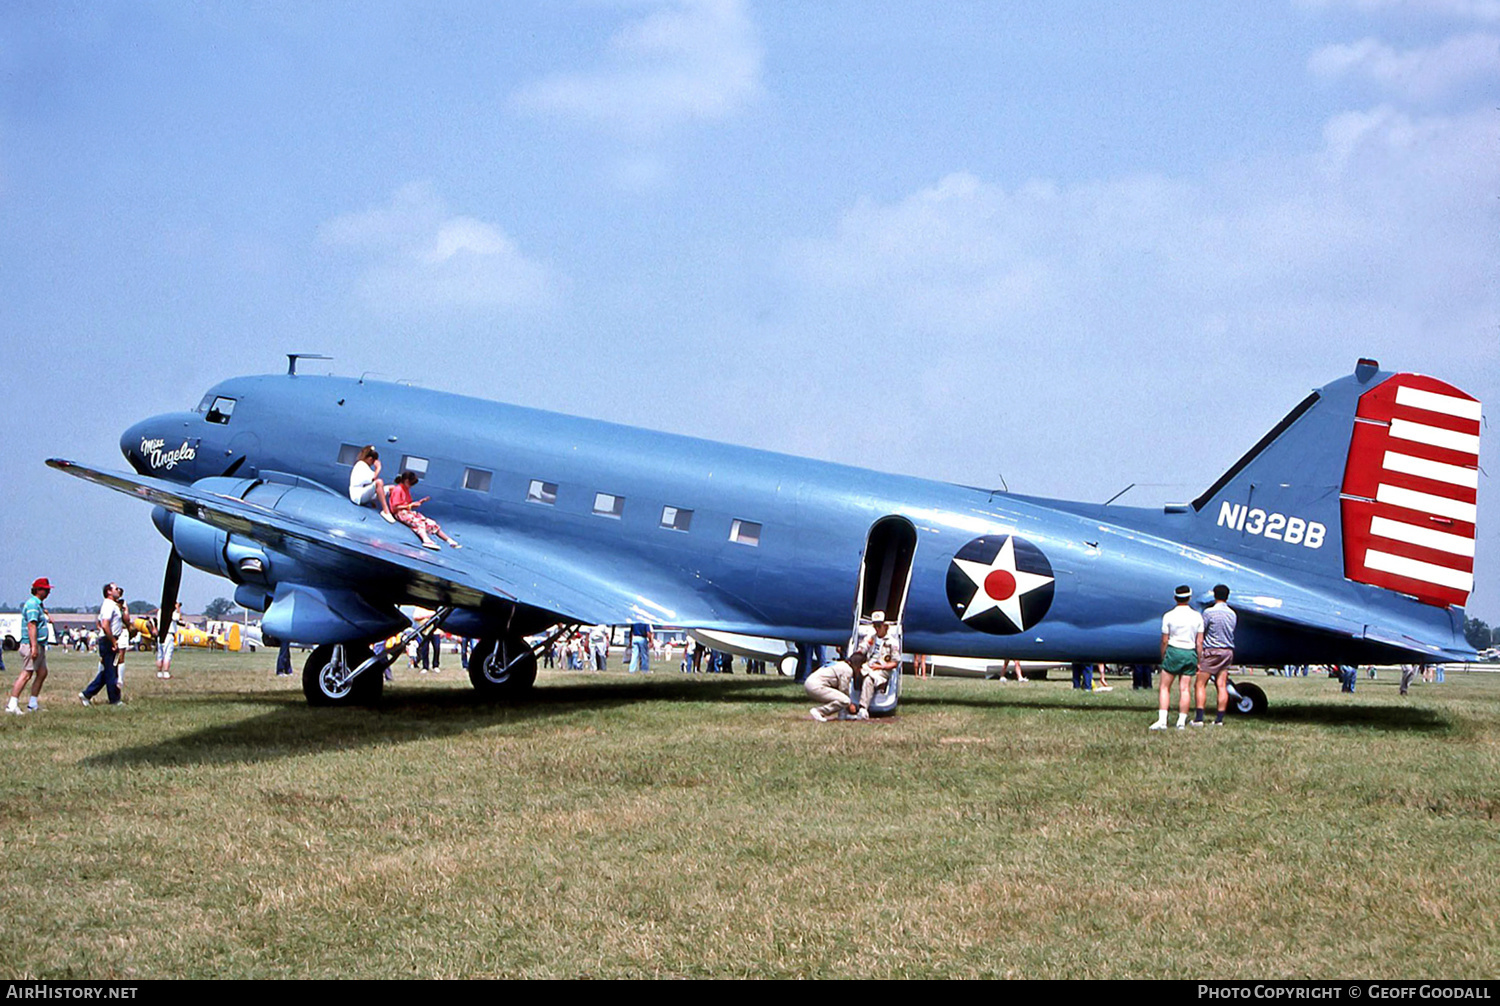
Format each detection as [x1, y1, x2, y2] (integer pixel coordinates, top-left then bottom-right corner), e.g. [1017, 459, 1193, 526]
[160, 549, 183, 636]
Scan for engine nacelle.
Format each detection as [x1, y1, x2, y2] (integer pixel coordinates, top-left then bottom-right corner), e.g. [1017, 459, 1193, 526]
[261, 583, 407, 645]
[151, 476, 348, 586]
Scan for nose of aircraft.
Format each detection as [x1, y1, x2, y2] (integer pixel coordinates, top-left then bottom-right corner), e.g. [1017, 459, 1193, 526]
[120, 412, 200, 477]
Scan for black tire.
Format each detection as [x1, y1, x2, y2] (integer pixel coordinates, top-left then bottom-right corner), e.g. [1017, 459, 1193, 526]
[468, 636, 538, 698]
[1230, 680, 1268, 716]
[302, 643, 380, 706]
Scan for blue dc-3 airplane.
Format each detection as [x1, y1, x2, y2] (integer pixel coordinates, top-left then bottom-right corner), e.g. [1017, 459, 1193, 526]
[49, 356, 1481, 714]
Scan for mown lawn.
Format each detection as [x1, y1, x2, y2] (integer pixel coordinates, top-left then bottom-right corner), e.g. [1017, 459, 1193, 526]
[2, 650, 1495, 978]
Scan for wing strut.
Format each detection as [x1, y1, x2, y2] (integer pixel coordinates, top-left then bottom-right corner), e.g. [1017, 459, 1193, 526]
[331, 605, 454, 693]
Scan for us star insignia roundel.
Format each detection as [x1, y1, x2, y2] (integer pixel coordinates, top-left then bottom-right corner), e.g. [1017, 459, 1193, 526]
[945, 535, 1055, 635]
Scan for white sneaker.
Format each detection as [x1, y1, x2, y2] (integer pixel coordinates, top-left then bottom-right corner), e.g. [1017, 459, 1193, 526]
[381, 511, 397, 523]
[78, 693, 91, 707]
[809, 707, 830, 722]
[5, 701, 21, 716]
[1148, 721, 1168, 730]
[856, 708, 870, 721]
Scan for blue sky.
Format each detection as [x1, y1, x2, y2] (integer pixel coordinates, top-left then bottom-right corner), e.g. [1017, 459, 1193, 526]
[2, 0, 1496, 625]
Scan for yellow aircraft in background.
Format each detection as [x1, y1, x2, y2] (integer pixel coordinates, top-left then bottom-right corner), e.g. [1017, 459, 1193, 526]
[129, 615, 253, 652]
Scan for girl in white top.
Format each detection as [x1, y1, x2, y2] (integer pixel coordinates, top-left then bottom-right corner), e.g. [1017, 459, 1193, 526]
[348, 446, 397, 522]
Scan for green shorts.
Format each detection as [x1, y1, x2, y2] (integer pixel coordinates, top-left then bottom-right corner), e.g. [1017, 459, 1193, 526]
[1161, 645, 1197, 677]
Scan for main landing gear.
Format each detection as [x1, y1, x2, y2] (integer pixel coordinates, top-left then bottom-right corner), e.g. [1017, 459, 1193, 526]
[1228, 678, 1268, 715]
[467, 635, 538, 698]
[301, 605, 454, 707]
[303, 643, 380, 706]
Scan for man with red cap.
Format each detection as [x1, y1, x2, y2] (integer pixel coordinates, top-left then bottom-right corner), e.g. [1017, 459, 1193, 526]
[7, 578, 53, 715]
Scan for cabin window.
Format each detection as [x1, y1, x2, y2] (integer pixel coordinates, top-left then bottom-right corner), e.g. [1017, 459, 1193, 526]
[337, 444, 362, 466]
[527, 480, 558, 505]
[660, 506, 693, 532]
[205, 396, 237, 425]
[399, 455, 429, 477]
[593, 492, 625, 519]
[730, 519, 762, 546]
[463, 468, 493, 493]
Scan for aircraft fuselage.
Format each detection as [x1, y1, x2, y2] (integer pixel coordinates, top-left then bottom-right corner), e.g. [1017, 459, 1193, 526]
[116, 371, 1470, 666]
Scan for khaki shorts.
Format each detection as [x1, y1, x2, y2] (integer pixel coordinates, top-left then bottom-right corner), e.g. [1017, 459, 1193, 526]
[19, 642, 48, 675]
[1200, 648, 1233, 677]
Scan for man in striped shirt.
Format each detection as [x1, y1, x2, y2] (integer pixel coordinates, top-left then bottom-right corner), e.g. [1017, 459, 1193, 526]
[1192, 584, 1236, 727]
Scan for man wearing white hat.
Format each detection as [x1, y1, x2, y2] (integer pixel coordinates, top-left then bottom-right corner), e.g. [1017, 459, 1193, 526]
[1150, 585, 1203, 731]
[854, 611, 902, 719]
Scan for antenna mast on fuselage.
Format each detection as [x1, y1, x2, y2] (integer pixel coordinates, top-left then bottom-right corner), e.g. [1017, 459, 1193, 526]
[286, 353, 333, 376]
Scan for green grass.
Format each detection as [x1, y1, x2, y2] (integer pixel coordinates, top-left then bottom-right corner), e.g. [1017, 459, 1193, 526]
[2, 650, 1497, 978]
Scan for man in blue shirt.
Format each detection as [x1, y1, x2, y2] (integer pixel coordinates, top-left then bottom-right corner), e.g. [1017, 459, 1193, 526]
[7, 577, 53, 715]
[1193, 584, 1237, 727]
[628, 623, 652, 674]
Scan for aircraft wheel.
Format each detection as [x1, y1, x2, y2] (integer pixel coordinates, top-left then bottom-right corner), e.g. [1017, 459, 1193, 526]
[1230, 680, 1268, 716]
[468, 636, 538, 697]
[778, 652, 800, 677]
[303, 643, 380, 706]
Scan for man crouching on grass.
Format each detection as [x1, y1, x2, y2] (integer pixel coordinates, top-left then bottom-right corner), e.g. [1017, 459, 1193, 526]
[1150, 585, 1203, 731]
[806, 651, 865, 722]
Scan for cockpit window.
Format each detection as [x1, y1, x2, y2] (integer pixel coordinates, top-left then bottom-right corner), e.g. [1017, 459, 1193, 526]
[205, 396, 237, 425]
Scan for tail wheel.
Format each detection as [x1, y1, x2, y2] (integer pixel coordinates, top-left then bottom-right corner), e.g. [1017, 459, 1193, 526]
[468, 636, 538, 697]
[1230, 680, 1268, 716]
[302, 643, 380, 706]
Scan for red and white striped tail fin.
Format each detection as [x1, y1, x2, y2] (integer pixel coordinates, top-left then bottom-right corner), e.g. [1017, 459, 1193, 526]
[1340, 374, 1480, 608]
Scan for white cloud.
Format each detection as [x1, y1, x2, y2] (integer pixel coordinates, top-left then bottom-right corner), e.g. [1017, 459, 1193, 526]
[511, 0, 763, 135]
[770, 104, 1498, 492]
[1309, 32, 1500, 100]
[320, 183, 554, 312]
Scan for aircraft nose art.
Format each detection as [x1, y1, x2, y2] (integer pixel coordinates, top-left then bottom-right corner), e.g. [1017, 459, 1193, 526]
[946, 534, 1056, 634]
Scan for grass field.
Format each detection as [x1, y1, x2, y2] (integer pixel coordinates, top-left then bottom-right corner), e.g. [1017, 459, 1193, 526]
[1, 649, 1496, 979]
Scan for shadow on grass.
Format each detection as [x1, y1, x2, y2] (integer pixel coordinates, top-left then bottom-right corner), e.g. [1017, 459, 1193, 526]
[83, 675, 1452, 768]
[890, 690, 1453, 733]
[83, 676, 794, 768]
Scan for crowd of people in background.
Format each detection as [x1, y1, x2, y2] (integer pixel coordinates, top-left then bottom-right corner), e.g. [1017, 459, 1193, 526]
[2, 573, 1461, 717]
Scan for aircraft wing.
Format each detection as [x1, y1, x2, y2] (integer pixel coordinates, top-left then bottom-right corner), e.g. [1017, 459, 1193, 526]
[47, 460, 757, 630]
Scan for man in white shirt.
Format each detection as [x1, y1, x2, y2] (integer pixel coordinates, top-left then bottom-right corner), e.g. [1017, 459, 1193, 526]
[81, 582, 126, 706]
[156, 601, 181, 679]
[1150, 585, 1203, 731]
[588, 624, 609, 672]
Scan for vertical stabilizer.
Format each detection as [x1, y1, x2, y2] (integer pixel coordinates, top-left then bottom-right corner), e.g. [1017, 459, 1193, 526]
[1191, 361, 1481, 610]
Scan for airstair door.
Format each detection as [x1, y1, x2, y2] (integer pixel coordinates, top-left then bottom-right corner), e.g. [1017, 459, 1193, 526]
[850, 516, 917, 717]
[853, 515, 918, 628]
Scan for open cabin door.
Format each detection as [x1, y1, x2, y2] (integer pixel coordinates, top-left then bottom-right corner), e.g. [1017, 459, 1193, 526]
[851, 516, 917, 645]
